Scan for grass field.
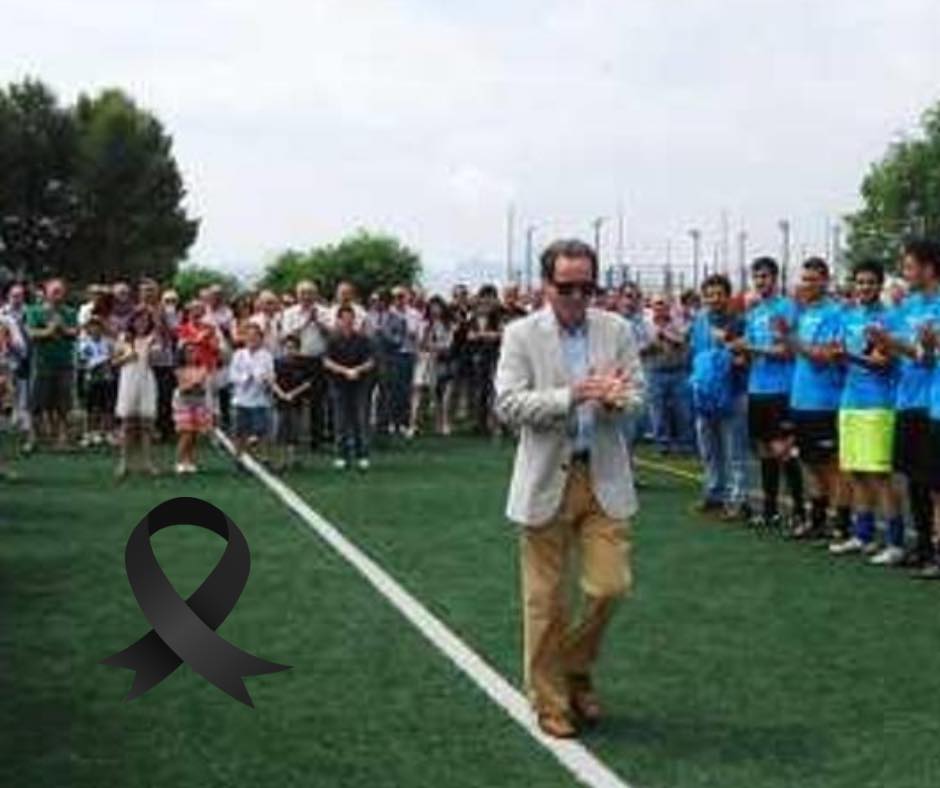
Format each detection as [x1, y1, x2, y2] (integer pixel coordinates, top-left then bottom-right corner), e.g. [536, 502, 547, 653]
[3, 436, 940, 788]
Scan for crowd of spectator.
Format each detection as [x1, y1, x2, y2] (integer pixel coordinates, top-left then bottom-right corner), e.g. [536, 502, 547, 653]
[3, 237, 940, 582]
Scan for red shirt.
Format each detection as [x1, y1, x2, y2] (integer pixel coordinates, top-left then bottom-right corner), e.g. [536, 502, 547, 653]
[177, 321, 221, 371]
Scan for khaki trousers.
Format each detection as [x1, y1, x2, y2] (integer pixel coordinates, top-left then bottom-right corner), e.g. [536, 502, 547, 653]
[520, 464, 632, 715]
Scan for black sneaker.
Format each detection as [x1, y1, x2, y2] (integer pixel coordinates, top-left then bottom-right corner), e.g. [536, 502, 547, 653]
[749, 513, 782, 531]
[791, 518, 824, 541]
[900, 550, 931, 569]
[694, 499, 724, 515]
[720, 503, 750, 522]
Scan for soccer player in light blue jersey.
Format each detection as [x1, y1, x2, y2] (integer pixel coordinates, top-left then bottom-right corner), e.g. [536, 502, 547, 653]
[736, 256, 806, 531]
[827, 261, 904, 560]
[784, 258, 853, 541]
[903, 238, 940, 580]
[867, 238, 940, 570]
[923, 311, 940, 580]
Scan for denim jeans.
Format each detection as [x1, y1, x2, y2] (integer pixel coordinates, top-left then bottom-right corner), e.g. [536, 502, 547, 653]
[331, 380, 370, 460]
[647, 368, 693, 452]
[695, 394, 749, 505]
[389, 353, 415, 430]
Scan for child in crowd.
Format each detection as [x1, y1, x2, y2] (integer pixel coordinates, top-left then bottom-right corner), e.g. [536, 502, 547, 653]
[230, 321, 274, 464]
[77, 316, 116, 447]
[173, 341, 213, 474]
[273, 334, 313, 472]
[113, 308, 159, 477]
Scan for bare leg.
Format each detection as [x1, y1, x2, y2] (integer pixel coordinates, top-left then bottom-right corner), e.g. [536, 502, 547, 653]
[141, 421, 157, 475]
[438, 382, 453, 435]
[116, 422, 129, 478]
[409, 387, 424, 434]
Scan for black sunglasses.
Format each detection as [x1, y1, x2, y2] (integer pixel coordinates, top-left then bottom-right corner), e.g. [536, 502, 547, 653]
[552, 280, 596, 297]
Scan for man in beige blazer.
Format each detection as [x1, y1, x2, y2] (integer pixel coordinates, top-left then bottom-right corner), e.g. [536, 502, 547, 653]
[494, 238, 646, 738]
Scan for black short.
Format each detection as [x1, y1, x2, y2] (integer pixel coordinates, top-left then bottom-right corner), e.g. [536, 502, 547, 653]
[792, 410, 838, 465]
[894, 409, 933, 483]
[85, 379, 117, 416]
[276, 403, 304, 445]
[930, 420, 940, 493]
[748, 394, 793, 443]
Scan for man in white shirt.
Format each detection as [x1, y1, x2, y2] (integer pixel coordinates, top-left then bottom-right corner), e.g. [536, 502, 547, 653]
[326, 281, 368, 332]
[280, 279, 330, 450]
[202, 285, 234, 335]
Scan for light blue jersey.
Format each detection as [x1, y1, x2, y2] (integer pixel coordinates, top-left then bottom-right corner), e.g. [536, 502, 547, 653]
[928, 297, 940, 421]
[745, 294, 798, 395]
[789, 298, 845, 412]
[889, 291, 940, 411]
[838, 302, 895, 409]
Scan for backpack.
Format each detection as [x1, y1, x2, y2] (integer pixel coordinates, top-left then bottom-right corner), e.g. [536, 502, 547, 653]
[690, 347, 734, 418]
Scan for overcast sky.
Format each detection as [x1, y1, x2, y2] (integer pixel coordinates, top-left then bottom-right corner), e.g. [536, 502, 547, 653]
[5, 0, 939, 288]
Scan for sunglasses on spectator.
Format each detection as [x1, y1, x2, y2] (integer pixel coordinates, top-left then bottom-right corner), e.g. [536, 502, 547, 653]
[552, 280, 596, 297]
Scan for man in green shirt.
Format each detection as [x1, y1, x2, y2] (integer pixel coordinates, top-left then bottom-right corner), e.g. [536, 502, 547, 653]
[26, 278, 78, 448]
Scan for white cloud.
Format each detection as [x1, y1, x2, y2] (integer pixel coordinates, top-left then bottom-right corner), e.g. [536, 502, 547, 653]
[3, 0, 939, 287]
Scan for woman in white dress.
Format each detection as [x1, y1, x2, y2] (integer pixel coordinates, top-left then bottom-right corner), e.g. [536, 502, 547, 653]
[409, 296, 454, 436]
[114, 307, 159, 477]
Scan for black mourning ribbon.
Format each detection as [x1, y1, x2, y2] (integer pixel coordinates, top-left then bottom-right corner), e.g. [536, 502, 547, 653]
[101, 497, 290, 707]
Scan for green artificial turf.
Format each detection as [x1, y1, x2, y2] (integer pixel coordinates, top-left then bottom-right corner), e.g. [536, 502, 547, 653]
[289, 436, 940, 788]
[0, 446, 576, 788]
[4, 436, 940, 788]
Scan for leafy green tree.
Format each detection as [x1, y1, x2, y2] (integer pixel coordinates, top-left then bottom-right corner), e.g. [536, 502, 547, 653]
[257, 249, 310, 294]
[846, 102, 940, 268]
[0, 79, 79, 280]
[0, 78, 198, 287]
[259, 230, 422, 297]
[67, 88, 198, 284]
[172, 265, 242, 303]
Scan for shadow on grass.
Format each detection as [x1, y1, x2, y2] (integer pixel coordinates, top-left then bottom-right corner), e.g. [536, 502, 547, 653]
[587, 711, 826, 776]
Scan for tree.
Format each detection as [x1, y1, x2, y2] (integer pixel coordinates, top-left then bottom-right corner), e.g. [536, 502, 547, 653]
[259, 230, 422, 297]
[846, 101, 940, 269]
[172, 265, 242, 303]
[67, 89, 198, 284]
[0, 78, 198, 287]
[0, 79, 79, 280]
[257, 249, 310, 295]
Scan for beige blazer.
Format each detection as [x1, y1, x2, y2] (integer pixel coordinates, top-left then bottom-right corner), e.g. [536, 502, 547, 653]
[494, 306, 646, 527]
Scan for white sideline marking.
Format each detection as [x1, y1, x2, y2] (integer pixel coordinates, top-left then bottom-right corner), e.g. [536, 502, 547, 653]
[213, 431, 634, 788]
[635, 457, 702, 484]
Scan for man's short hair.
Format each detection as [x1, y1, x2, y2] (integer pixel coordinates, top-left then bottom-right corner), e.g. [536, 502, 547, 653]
[701, 274, 732, 296]
[852, 259, 886, 284]
[336, 304, 355, 319]
[540, 239, 599, 282]
[620, 281, 641, 297]
[751, 256, 779, 278]
[903, 237, 940, 274]
[802, 256, 830, 279]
